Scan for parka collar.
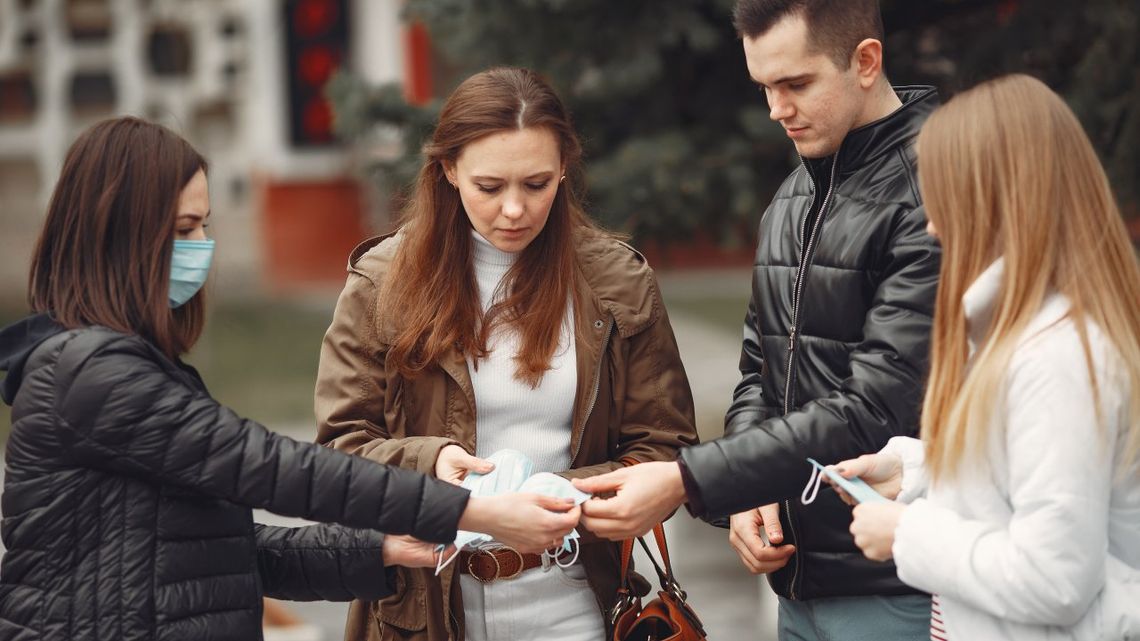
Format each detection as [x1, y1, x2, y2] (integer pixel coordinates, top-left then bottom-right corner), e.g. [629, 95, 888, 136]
[804, 85, 940, 181]
[347, 229, 662, 343]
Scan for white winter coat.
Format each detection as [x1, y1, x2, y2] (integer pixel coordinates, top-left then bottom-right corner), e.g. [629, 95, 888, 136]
[885, 259, 1140, 641]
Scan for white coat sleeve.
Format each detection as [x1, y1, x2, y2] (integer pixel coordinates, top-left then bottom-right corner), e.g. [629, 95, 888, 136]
[880, 435, 928, 503]
[891, 335, 1113, 626]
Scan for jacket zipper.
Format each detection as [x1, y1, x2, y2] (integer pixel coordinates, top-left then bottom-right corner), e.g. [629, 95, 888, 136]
[783, 153, 840, 415]
[570, 317, 614, 463]
[783, 152, 840, 600]
[784, 498, 800, 599]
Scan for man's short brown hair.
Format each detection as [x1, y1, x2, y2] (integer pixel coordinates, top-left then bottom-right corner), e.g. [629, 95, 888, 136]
[733, 0, 885, 68]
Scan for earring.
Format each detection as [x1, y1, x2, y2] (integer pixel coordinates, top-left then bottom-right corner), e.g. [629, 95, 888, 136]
[559, 175, 566, 183]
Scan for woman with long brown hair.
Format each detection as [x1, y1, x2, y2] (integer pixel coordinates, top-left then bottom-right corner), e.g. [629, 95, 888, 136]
[315, 67, 699, 640]
[829, 74, 1140, 640]
[0, 116, 578, 641]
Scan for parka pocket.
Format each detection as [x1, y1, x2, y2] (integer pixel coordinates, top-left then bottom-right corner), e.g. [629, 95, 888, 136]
[372, 568, 427, 637]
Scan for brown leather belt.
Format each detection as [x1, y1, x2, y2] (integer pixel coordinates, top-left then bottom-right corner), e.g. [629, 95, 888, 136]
[459, 547, 548, 583]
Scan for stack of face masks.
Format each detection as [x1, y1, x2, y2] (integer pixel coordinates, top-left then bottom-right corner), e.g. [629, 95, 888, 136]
[435, 449, 592, 576]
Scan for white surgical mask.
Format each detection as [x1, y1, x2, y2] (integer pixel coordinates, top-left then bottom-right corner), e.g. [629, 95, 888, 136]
[435, 450, 591, 575]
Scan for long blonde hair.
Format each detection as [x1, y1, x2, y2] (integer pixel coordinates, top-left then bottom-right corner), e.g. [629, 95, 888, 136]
[918, 74, 1140, 481]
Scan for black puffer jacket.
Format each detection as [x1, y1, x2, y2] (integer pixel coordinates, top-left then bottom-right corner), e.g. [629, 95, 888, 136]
[0, 314, 470, 641]
[679, 87, 941, 601]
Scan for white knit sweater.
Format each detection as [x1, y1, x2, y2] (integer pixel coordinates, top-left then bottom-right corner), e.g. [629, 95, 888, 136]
[467, 230, 577, 471]
[461, 232, 601, 641]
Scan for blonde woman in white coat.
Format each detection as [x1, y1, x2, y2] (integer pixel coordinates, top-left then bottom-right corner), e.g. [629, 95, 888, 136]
[826, 74, 1140, 641]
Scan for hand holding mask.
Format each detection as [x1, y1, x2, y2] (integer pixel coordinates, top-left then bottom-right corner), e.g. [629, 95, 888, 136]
[440, 450, 592, 575]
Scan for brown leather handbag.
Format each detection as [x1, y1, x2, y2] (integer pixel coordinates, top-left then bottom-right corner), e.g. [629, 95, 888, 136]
[609, 523, 708, 641]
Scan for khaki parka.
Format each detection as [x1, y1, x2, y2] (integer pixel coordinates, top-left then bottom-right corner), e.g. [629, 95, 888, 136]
[315, 230, 699, 641]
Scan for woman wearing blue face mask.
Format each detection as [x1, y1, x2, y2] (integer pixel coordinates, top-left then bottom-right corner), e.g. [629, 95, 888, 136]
[0, 117, 579, 641]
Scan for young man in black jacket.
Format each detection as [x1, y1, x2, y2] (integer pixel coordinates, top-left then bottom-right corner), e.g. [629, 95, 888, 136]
[576, 1, 941, 638]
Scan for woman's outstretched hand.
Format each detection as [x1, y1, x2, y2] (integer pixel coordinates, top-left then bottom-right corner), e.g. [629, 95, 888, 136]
[459, 493, 581, 554]
[382, 535, 451, 568]
[435, 445, 495, 485]
[824, 453, 904, 506]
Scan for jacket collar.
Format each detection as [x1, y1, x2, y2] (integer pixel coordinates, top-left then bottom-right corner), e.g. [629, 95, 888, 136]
[804, 85, 940, 181]
[962, 257, 1072, 356]
[347, 228, 661, 342]
[963, 258, 1005, 354]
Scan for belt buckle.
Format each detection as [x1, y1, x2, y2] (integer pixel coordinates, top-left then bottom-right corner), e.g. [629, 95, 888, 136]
[467, 549, 500, 583]
[497, 547, 525, 581]
[467, 547, 525, 583]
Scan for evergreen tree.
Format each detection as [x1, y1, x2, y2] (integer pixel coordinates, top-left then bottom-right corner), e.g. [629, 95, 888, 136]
[331, 0, 1138, 245]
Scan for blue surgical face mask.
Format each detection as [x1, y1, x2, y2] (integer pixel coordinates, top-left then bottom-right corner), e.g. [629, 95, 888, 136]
[434, 450, 592, 575]
[169, 239, 214, 308]
[800, 457, 886, 505]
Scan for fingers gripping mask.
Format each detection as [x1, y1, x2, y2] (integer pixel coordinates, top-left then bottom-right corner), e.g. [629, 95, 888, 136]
[800, 457, 886, 505]
[435, 450, 592, 575]
[519, 472, 592, 563]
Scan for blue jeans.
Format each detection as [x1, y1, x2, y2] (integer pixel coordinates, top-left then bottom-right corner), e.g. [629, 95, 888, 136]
[777, 594, 931, 641]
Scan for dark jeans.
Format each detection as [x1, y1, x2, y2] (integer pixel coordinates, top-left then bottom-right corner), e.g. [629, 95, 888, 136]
[777, 594, 931, 641]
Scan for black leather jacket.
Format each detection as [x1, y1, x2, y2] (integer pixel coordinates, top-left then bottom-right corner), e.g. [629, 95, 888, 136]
[0, 315, 470, 640]
[679, 87, 941, 601]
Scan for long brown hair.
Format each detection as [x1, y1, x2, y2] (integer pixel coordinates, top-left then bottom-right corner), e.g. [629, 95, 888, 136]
[383, 67, 598, 386]
[29, 117, 209, 359]
[918, 74, 1140, 480]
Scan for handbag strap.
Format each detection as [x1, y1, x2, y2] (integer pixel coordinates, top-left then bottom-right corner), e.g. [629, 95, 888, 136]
[616, 458, 681, 595]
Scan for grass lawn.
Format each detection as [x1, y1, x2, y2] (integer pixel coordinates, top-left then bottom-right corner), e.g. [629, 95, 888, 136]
[0, 307, 21, 443]
[185, 302, 336, 432]
[1, 286, 748, 445]
[664, 295, 746, 337]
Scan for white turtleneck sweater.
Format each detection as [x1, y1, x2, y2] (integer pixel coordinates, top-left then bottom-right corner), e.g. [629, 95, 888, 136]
[467, 230, 576, 472]
[462, 232, 601, 641]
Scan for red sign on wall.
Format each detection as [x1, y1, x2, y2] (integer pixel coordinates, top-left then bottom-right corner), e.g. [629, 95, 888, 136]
[284, 0, 348, 147]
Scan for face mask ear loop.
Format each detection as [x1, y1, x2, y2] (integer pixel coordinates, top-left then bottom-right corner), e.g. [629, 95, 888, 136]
[435, 545, 462, 576]
[800, 464, 824, 505]
[555, 536, 581, 569]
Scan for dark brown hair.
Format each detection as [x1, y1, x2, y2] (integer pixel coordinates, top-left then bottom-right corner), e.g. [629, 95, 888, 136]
[384, 67, 600, 387]
[29, 117, 209, 358]
[733, 0, 885, 68]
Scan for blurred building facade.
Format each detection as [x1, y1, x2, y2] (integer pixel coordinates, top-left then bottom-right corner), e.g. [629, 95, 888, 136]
[0, 0, 422, 303]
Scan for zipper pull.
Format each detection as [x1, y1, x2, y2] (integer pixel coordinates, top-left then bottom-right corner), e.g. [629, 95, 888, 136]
[787, 329, 796, 351]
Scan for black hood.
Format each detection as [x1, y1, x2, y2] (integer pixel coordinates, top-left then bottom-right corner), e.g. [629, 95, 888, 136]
[0, 313, 66, 405]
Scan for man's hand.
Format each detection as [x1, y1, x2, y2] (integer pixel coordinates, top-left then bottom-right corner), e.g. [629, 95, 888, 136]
[825, 452, 904, 505]
[850, 501, 906, 561]
[728, 503, 796, 574]
[435, 444, 494, 485]
[381, 535, 448, 568]
[459, 493, 581, 554]
[571, 461, 687, 540]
